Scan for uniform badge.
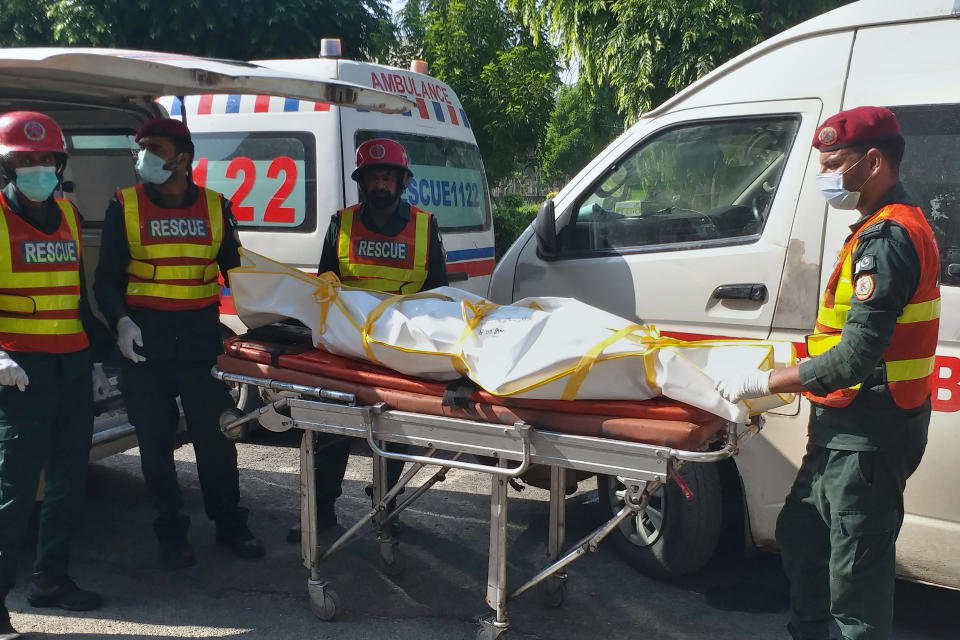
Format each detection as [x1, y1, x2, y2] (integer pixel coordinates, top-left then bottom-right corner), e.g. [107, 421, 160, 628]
[369, 143, 386, 160]
[818, 126, 838, 146]
[854, 274, 875, 300]
[854, 254, 875, 274]
[24, 121, 46, 141]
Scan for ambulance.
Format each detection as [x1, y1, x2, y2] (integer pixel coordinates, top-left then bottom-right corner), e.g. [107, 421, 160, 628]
[0, 47, 411, 459]
[488, 0, 960, 589]
[158, 38, 495, 336]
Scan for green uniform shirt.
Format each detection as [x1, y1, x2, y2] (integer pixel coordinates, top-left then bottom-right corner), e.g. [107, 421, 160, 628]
[798, 183, 932, 451]
[1, 184, 112, 383]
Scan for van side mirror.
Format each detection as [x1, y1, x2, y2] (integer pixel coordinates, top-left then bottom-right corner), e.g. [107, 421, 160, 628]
[535, 199, 558, 260]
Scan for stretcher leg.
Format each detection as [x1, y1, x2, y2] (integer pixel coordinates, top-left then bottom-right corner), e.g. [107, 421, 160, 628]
[479, 459, 510, 640]
[539, 466, 568, 608]
[510, 479, 660, 601]
[301, 432, 341, 620]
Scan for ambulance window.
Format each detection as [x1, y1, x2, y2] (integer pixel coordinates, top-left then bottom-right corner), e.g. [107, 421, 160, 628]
[562, 116, 799, 254]
[61, 129, 140, 226]
[191, 132, 316, 232]
[355, 131, 491, 231]
[891, 105, 960, 286]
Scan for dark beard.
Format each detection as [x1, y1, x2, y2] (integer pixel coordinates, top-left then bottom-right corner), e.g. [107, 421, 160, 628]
[368, 189, 396, 210]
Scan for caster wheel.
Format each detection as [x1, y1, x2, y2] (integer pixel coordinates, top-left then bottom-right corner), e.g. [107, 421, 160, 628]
[537, 576, 567, 608]
[308, 582, 340, 621]
[476, 627, 507, 640]
[379, 543, 404, 577]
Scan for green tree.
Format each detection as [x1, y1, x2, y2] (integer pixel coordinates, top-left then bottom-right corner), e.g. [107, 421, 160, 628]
[0, 0, 396, 61]
[399, 0, 559, 184]
[509, 0, 853, 121]
[539, 80, 623, 185]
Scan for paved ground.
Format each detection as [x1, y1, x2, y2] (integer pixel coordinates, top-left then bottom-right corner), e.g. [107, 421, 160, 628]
[6, 428, 958, 639]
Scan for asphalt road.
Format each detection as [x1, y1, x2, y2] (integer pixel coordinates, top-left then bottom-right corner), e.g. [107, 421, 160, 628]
[6, 429, 958, 639]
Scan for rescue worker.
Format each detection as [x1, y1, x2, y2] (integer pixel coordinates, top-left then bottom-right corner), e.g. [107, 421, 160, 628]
[0, 111, 113, 639]
[715, 107, 938, 640]
[289, 138, 448, 542]
[93, 118, 265, 569]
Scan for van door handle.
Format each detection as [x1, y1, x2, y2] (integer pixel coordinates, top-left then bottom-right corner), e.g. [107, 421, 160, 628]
[712, 283, 767, 302]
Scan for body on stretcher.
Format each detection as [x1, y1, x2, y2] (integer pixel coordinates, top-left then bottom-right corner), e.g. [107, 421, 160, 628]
[213, 326, 761, 639]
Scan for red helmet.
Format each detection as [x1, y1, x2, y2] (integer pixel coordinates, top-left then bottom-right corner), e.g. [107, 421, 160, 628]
[0, 111, 68, 157]
[351, 138, 413, 185]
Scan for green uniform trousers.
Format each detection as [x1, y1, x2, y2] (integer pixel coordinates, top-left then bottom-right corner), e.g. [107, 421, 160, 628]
[0, 371, 93, 599]
[776, 441, 925, 640]
[120, 359, 247, 544]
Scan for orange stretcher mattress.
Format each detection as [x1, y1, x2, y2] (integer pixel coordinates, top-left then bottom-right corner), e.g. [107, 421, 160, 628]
[220, 328, 728, 450]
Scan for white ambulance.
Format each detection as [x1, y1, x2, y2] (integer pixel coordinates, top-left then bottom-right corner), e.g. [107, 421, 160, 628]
[158, 39, 495, 334]
[0, 47, 411, 459]
[489, 0, 960, 589]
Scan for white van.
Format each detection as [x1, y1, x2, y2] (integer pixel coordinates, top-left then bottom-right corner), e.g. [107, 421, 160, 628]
[157, 40, 495, 335]
[489, 0, 960, 589]
[0, 47, 409, 459]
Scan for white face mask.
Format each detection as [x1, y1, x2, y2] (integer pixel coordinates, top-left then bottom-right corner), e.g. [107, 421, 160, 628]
[815, 154, 872, 210]
[135, 149, 174, 184]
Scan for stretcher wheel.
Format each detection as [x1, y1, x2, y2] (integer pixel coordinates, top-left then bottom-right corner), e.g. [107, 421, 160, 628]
[379, 542, 404, 577]
[537, 575, 567, 608]
[308, 581, 340, 621]
[476, 625, 508, 640]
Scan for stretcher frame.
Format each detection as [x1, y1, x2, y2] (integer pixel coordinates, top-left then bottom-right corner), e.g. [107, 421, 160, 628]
[213, 367, 761, 639]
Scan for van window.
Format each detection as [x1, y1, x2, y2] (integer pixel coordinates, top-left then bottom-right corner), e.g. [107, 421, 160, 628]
[355, 130, 490, 232]
[561, 116, 799, 254]
[191, 132, 317, 232]
[62, 129, 139, 225]
[891, 105, 960, 286]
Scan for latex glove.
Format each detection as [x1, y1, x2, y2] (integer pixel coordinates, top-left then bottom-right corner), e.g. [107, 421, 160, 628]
[714, 370, 772, 404]
[116, 316, 146, 363]
[0, 350, 28, 391]
[92, 362, 111, 400]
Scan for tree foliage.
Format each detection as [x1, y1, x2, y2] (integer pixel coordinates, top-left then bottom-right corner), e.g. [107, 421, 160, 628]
[509, 0, 853, 121]
[0, 0, 397, 61]
[539, 80, 623, 185]
[399, 0, 559, 184]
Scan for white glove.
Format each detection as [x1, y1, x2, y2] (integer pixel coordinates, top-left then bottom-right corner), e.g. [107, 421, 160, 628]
[714, 370, 772, 404]
[0, 350, 28, 391]
[116, 316, 146, 363]
[92, 362, 110, 400]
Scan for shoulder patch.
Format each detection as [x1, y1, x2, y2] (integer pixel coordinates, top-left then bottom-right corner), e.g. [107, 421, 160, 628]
[853, 274, 876, 301]
[857, 220, 888, 241]
[854, 254, 875, 274]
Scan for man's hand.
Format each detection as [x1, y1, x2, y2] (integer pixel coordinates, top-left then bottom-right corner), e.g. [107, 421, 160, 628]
[0, 350, 28, 391]
[714, 370, 772, 404]
[92, 362, 111, 400]
[116, 316, 146, 363]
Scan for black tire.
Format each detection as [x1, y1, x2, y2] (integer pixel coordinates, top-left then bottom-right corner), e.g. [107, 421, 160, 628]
[598, 462, 723, 579]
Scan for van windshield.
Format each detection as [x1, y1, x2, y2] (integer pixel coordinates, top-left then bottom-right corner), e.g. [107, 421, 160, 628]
[356, 130, 490, 232]
[191, 131, 317, 232]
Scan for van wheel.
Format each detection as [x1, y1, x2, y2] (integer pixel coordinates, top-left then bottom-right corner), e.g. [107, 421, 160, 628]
[597, 463, 722, 579]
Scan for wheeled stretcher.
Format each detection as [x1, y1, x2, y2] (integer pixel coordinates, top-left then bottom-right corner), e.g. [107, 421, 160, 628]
[213, 326, 761, 639]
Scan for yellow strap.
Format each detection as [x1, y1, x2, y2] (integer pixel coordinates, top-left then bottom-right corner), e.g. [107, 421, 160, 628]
[121, 186, 141, 247]
[561, 324, 648, 401]
[899, 298, 940, 323]
[0, 270, 80, 288]
[886, 356, 936, 382]
[126, 280, 221, 300]
[360, 290, 456, 363]
[0, 315, 83, 335]
[0, 293, 36, 315]
[128, 259, 219, 282]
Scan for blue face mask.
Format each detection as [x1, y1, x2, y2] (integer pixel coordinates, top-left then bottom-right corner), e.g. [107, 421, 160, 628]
[15, 166, 59, 202]
[815, 154, 872, 210]
[136, 149, 174, 184]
